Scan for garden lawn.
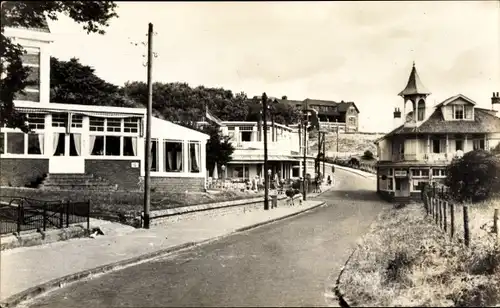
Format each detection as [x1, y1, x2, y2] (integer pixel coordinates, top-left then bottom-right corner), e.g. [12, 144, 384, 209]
[339, 200, 500, 307]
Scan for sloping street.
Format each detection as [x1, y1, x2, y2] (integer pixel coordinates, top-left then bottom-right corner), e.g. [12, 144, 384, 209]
[26, 169, 387, 308]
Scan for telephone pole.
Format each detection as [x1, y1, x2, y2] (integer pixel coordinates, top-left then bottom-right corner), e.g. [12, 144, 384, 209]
[302, 111, 308, 201]
[143, 23, 153, 229]
[262, 93, 269, 210]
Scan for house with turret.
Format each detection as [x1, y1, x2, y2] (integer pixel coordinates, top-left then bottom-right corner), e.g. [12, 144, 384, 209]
[375, 63, 500, 202]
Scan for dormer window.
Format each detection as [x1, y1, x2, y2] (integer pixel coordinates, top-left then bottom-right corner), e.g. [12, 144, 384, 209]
[453, 105, 464, 120]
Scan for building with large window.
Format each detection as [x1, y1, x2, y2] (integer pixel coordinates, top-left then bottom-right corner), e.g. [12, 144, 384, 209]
[200, 120, 320, 182]
[1, 21, 209, 192]
[375, 63, 500, 202]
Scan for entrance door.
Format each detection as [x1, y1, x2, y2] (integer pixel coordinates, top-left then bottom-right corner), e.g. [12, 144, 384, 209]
[394, 178, 410, 197]
[49, 132, 85, 174]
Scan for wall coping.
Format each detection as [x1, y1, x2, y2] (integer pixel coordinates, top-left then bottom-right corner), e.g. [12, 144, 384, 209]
[148, 194, 290, 219]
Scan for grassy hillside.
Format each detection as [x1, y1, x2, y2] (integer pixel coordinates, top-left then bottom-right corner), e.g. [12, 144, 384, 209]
[308, 131, 384, 158]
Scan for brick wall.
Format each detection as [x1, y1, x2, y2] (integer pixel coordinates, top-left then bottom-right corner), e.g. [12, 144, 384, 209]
[85, 159, 141, 191]
[150, 176, 205, 193]
[0, 158, 49, 187]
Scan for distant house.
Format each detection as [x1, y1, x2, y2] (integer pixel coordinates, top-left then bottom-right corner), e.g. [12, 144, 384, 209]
[278, 98, 360, 133]
[375, 63, 500, 202]
[0, 20, 209, 192]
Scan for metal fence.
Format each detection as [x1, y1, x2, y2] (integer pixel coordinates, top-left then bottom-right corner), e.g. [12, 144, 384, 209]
[0, 196, 90, 235]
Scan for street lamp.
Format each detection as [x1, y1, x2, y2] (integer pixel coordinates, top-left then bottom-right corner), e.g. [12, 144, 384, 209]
[221, 164, 226, 187]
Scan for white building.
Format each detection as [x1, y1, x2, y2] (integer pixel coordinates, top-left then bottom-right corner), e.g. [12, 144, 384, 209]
[0, 21, 209, 192]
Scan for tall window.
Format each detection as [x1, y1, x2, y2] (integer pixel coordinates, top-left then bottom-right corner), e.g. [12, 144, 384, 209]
[454, 105, 464, 120]
[417, 100, 425, 121]
[15, 47, 40, 102]
[188, 141, 201, 173]
[163, 140, 183, 172]
[455, 140, 464, 151]
[150, 139, 159, 171]
[2, 132, 44, 155]
[432, 139, 440, 153]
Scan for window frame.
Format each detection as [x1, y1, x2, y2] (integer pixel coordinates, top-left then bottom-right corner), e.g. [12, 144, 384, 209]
[15, 46, 41, 102]
[453, 105, 465, 120]
[89, 117, 140, 158]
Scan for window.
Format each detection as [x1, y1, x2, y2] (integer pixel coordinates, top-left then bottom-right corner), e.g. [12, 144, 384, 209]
[421, 169, 429, 177]
[164, 141, 183, 172]
[241, 131, 252, 142]
[124, 118, 139, 133]
[411, 169, 420, 177]
[105, 136, 120, 156]
[71, 114, 83, 128]
[188, 141, 201, 173]
[454, 105, 464, 120]
[6, 133, 24, 154]
[432, 169, 446, 177]
[150, 139, 159, 172]
[90, 117, 105, 131]
[90, 136, 104, 155]
[107, 118, 122, 132]
[395, 178, 401, 190]
[432, 139, 441, 153]
[473, 139, 485, 150]
[455, 140, 463, 151]
[413, 180, 425, 191]
[26, 113, 45, 129]
[417, 100, 425, 121]
[15, 47, 40, 102]
[53, 133, 66, 156]
[240, 126, 254, 131]
[123, 137, 137, 156]
[52, 114, 67, 128]
[0, 133, 4, 154]
[27, 133, 44, 154]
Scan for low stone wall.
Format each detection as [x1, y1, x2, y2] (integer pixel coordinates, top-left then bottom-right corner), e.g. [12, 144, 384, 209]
[148, 194, 303, 226]
[1, 225, 89, 251]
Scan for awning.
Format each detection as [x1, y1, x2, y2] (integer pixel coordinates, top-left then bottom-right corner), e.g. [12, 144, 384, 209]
[16, 107, 144, 118]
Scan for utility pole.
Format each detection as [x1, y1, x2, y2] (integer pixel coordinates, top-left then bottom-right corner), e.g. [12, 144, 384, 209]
[262, 93, 269, 210]
[317, 129, 321, 177]
[336, 119, 339, 153]
[322, 131, 326, 177]
[303, 111, 308, 201]
[143, 23, 153, 229]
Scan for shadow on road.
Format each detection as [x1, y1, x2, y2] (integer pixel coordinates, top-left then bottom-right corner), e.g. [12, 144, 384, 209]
[328, 189, 385, 202]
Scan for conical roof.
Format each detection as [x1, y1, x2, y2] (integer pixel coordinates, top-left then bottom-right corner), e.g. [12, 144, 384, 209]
[398, 62, 430, 97]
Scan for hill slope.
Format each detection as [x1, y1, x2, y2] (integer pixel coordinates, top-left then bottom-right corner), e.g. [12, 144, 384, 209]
[308, 132, 384, 158]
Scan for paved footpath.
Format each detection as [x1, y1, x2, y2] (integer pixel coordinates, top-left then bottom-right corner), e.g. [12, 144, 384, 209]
[0, 193, 326, 303]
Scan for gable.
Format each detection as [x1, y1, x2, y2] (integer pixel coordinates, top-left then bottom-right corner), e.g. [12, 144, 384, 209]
[439, 94, 476, 107]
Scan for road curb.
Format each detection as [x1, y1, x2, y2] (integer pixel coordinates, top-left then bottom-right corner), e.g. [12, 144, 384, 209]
[0, 201, 326, 308]
[235, 201, 327, 233]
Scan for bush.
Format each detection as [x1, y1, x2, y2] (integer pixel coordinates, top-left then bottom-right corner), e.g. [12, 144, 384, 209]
[445, 150, 500, 203]
[362, 150, 375, 160]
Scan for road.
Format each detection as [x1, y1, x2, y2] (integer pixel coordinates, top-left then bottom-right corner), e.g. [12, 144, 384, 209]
[26, 169, 387, 307]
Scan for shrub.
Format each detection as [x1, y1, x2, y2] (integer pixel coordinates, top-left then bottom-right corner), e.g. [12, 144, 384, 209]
[362, 150, 374, 160]
[384, 251, 414, 286]
[445, 150, 500, 202]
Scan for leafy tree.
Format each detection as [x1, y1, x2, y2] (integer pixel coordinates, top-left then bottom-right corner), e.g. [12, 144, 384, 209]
[200, 123, 234, 174]
[1, 1, 118, 131]
[444, 150, 500, 202]
[362, 150, 374, 160]
[50, 57, 136, 107]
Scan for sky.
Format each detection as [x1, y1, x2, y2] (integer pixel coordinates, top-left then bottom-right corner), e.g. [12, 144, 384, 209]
[47, 1, 500, 133]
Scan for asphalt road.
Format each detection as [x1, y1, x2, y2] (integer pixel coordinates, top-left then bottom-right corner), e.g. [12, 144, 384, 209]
[27, 169, 388, 308]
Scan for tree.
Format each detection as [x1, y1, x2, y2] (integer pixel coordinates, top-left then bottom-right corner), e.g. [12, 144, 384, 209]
[201, 124, 234, 174]
[445, 150, 500, 202]
[1, 1, 118, 131]
[50, 57, 137, 107]
[362, 150, 374, 160]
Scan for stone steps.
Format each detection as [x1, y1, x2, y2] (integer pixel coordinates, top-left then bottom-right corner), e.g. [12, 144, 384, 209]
[40, 174, 118, 191]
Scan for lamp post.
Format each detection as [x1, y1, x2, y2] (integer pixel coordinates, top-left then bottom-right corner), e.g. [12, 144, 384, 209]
[262, 93, 270, 210]
[302, 111, 308, 201]
[221, 164, 226, 187]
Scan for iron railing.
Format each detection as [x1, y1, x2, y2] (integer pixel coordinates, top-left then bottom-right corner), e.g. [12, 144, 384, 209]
[0, 197, 90, 235]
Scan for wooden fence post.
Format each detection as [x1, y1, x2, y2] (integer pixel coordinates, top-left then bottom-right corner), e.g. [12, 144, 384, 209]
[450, 202, 455, 239]
[494, 208, 498, 237]
[435, 198, 439, 225]
[463, 205, 470, 247]
[66, 200, 70, 228]
[59, 201, 64, 228]
[443, 200, 447, 232]
[42, 202, 47, 232]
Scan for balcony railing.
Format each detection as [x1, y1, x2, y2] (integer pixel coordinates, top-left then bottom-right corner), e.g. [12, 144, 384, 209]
[391, 152, 457, 163]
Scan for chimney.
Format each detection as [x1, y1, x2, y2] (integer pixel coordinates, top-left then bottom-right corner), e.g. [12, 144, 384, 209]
[492, 92, 500, 112]
[393, 107, 402, 129]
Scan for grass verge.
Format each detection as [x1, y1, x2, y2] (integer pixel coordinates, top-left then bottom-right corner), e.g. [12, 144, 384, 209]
[0, 187, 265, 225]
[339, 200, 500, 307]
